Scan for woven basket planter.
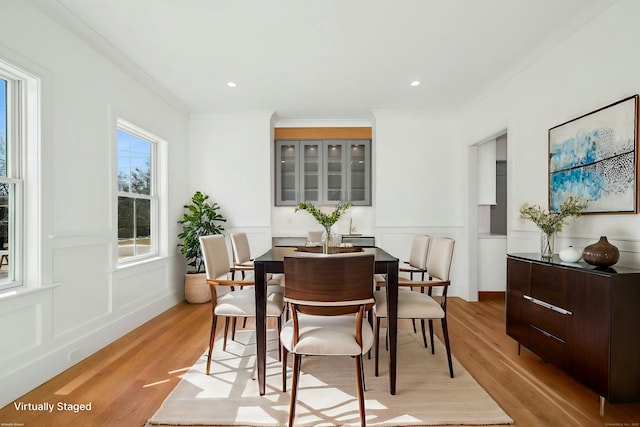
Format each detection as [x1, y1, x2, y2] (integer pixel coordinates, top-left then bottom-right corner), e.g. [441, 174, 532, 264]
[184, 273, 211, 304]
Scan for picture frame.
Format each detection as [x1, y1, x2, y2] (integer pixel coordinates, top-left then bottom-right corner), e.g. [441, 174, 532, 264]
[548, 95, 639, 214]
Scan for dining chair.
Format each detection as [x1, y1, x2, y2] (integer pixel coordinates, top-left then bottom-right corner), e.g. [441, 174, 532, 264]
[280, 252, 375, 427]
[230, 232, 285, 284]
[374, 235, 430, 336]
[307, 230, 323, 245]
[229, 232, 285, 335]
[375, 234, 430, 289]
[373, 236, 455, 378]
[199, 235, 285, 375]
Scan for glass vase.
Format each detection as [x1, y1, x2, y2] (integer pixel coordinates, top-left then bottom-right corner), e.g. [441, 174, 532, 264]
[540, 231, 555, 259]
[321, 226, 336, 254]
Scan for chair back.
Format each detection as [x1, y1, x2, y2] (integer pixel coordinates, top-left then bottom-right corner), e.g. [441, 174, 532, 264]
[230, 232, 251, 264]
[408, 235, 430, 269]
[426, 237, 455, 282]
[307, 231, 323, 243]
[283, 253, 375, 316]
[199, 235, 231, 281]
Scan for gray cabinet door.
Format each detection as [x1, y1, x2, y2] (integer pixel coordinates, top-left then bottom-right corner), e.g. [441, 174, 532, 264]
[300, 140, 323, 204]
[347, 139, 371, 206]
[275, 140, 299, 206]
[323, 140, 346, 204]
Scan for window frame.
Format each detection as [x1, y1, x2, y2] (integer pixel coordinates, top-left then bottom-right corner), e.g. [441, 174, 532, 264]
[0, 63, 26, 291]
[116, 118, 160, 265]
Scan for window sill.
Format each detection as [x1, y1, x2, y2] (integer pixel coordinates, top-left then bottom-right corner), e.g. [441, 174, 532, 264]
[0, 282, 62, 301]
[115, 255, 167, 271]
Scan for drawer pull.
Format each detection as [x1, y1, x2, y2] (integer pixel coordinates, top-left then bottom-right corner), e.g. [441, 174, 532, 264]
[524, 295, 573, 316]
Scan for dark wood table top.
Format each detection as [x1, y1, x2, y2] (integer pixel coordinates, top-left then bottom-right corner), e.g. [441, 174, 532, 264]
[255, 246, 397, 264]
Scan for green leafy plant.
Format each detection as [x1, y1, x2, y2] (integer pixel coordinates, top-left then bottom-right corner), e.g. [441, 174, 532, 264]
[295, 201, 352, 228]
[177, 191, 227, 273]
[519, 196, 588, 234]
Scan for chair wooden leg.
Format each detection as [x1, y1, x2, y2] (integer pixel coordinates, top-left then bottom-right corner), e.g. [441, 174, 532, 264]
[231, 317, 237, 342]
[223, 317, 230, 351]
[288, 354, 302, 427]
[421, 319, 428, 348]
[374, 317, 381, 377]
[359, 352, 367, 391]
[282, 347, 288, 392]
[277, 316, 282, 362]
[355, 355, 367, 427]
[441, 317, 454, 378]
[429, 319, 435, 355]
[367, 308, 374, 360]
[412, 318, 417, 334]
[206, 315, 218, 375]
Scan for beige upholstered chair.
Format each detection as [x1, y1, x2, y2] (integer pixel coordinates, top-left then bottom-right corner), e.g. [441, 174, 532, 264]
[280, 253, 375, 427]
[230, 232, 284, 284]
[375, 234, 430, 289]
[199, 235, 285, 375]
[307, 230, 323, 245]
[230, 232, 254, 275]
[373, 236, 455, 378]
[374, 235, 430, 336]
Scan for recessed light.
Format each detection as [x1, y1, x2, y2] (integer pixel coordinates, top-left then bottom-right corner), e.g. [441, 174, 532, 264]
[227, 82, 237, 88]
[410, 81, 420, 87]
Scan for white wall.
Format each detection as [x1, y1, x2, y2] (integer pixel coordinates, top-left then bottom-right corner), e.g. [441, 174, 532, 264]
[188, 113, 275, 256]
[459, 0, 640, 267]
[0, 1, 190, 407]
[373, 111, 470, 299]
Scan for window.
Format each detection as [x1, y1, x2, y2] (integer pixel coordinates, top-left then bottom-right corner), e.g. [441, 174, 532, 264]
[0, 68, 21, 289]
[117, 120, 158, 262]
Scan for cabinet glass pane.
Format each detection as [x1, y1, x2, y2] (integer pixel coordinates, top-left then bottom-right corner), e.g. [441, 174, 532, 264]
[302, 142, 321, 203]
[326, 143, 343, 201]
[349, 143, 367, 202]
[279, 143, 297, 202]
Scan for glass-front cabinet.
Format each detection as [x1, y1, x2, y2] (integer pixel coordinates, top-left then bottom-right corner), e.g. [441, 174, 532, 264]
[275, 139, 370, 206]
[275, 140, 323, 206]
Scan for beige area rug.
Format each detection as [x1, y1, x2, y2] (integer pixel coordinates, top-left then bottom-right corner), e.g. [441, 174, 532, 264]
[147, 329, 513, 426]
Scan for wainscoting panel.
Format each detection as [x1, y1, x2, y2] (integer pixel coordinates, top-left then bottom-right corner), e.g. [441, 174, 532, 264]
[52, 243, 111, 337]
[115, 262, 170, 312]
[0, 301, 41, 359]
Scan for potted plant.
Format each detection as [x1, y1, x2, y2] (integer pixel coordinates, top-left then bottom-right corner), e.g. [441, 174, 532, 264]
[178, 191, 227, 303]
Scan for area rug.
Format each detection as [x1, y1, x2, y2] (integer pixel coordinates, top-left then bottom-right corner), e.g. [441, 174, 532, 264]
[147, 329, 512, 426]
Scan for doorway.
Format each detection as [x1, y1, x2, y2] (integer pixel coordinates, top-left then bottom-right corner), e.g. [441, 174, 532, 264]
[471, 130, 508, 299]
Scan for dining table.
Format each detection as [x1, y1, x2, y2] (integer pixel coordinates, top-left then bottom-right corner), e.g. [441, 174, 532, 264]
[253, 246, 399, 395]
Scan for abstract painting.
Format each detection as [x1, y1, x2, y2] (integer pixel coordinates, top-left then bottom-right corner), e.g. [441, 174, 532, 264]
[548, 95, 639, 214]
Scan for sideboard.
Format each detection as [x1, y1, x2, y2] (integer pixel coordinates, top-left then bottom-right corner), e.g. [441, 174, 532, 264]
[506, 253, 640, 411]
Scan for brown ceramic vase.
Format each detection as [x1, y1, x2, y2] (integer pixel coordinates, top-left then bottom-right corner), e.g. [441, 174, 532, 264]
[581, 236, 619, 267]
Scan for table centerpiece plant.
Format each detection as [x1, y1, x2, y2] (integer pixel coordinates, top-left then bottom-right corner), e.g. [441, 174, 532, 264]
[519, 195, 587, 258]
[295, 201, 352, 253]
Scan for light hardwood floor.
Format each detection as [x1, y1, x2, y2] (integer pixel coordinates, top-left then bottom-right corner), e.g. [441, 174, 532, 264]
[1, 294, 639, 427]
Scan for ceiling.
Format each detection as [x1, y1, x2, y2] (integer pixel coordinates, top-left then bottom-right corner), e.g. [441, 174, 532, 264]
[33, 0, 617, 119]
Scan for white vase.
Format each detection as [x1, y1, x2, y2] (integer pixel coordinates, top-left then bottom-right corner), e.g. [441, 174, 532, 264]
[559, 245, 581, 263]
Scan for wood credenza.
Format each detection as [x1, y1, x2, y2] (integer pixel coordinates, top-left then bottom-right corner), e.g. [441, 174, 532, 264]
[506, 253, 640, 406]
